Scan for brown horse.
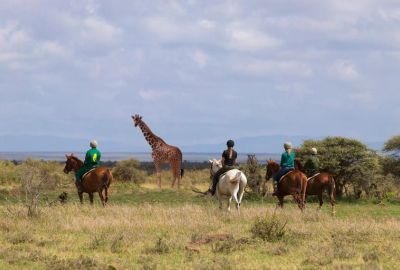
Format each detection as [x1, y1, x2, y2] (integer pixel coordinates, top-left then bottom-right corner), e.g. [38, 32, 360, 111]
[295, 159, 336, 215]
[63, 154, 113, 206]
[266, 160, 307, 210]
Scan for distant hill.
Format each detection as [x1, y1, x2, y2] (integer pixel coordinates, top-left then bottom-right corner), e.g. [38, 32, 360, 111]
[0, 134, 383, 153]
[0, 135, 148, 152]
[181, 135, 318, 153]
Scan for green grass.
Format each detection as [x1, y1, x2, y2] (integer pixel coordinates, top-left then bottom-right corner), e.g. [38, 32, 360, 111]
[1, 165, 400, 269]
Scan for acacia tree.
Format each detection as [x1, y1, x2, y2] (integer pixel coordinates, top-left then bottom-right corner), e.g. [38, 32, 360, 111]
[382, 135, 400, 177]
[297, 137, 381, 198]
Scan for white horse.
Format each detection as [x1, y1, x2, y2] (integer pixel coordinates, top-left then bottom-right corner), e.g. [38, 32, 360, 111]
[209, 159, 247, 211]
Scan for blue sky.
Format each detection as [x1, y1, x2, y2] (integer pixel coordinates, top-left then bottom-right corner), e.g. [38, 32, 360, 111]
[0, 0, 399, 151]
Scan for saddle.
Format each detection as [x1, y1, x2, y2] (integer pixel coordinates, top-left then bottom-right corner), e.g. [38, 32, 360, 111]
[307, 173, 320, 182]
[80, 167, 97, 182]
[279, 169, 294, 182]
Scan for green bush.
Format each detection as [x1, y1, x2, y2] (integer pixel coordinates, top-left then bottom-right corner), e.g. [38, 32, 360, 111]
[112, 159, 145, 184]
[0, 160, 20, 184]
[250, 214, 287, 242]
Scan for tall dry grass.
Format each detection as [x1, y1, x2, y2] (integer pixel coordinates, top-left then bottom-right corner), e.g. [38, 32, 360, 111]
[1, 202, 400, 269]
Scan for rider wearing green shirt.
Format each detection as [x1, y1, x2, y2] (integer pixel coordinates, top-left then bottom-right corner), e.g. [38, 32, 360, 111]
[303, 147, 320, 177]
[272, 142, 295, 196]
[75, 140, 101, 192]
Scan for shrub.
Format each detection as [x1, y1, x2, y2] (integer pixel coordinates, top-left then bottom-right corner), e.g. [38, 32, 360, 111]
[112, 159, 145, 184]
[0, 160, 20, 184]
[250, 213, 287, 242]
[297, 137, 382, 198]
[19, 159, 63, 217]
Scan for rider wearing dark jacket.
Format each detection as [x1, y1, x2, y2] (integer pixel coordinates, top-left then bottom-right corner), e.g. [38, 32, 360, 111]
[303, 147, 320, 177]
[209, 140, 237, 195]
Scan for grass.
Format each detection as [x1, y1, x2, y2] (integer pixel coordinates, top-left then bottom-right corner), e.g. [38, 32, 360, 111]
[1, 164, 400, 269]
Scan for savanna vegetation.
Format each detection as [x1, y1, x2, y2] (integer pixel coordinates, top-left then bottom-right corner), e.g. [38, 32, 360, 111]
[0, 136, 400, 269]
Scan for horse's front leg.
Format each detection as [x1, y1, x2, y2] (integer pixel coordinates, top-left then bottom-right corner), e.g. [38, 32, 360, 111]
[277, 196, 284, 208]
[89, 193, 94, 205]
[78, 192, 83, 204]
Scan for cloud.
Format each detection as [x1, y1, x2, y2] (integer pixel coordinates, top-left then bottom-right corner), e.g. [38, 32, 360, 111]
[329, 60, 360, 80]
[139, 90, 169, 100]
[232, 59, 313, 77]
[227, 24, 282, 51]
[81, 16, 122, 44]
[190, 49, 208, 68]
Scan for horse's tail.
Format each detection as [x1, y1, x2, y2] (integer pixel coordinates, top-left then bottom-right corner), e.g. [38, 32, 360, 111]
[102, 169, 112, 203]
[327, 175, 336, 197]
[327, 174, 336, 214]
[298, 172, 307, 210]
[102, 170, 110, 189]
[229, 172, 242, 184]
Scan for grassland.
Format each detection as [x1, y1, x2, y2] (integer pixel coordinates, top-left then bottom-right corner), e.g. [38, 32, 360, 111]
[1, 163, 400, 269]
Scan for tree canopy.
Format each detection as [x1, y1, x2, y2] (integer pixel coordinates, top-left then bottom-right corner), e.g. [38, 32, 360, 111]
[297, 137, 381, 198]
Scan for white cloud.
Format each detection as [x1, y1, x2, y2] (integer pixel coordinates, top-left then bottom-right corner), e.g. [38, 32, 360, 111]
[198, 19, 216, 30]
[139, 90, 169, 100]
[227, 25, 281, 51]
[190, 49, 208, 68]
[81, 16, 122, 44]
[329, 60, 360, 80]
[233, 59, 313, 77]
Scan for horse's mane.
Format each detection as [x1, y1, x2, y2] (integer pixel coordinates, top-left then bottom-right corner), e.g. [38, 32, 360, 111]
[69, 155, 83, 165]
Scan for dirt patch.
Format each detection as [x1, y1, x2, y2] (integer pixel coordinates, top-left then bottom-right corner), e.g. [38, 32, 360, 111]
[191, 233, 234, 244]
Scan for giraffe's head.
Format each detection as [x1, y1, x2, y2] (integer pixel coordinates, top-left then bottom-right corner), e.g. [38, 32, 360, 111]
[132, 114, 143, 127]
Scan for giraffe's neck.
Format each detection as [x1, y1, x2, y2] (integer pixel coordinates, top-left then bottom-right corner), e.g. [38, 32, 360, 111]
[137, 121, 164, 150]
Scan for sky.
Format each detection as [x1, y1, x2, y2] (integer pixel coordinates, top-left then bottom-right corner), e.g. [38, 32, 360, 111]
[0, 0, 399, 152]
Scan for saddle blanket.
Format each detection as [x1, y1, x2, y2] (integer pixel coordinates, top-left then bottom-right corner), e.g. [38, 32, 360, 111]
[307, 173, 320, 182]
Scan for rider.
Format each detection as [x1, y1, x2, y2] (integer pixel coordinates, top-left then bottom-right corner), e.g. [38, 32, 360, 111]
[75, 140, 101, 192]
[303, 147, 320, 177]
[272, 142, 295, 196]
[209, 139, 237, 195]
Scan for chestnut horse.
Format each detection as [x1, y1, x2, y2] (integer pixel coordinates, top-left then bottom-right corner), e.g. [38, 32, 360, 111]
[266, 160, 307, 210]
[63, 154, 112, 206]
[295, 159, 336, 215]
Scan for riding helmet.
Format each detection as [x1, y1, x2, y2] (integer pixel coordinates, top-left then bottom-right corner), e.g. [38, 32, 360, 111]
[90, 140, 98, 148]
[226, 140, 235, 147]
[284, 142, 292, 149]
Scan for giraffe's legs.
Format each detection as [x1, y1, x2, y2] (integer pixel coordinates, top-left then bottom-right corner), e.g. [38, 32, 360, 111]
[154, 160, 162, 189]
[171, 160, 181, 189]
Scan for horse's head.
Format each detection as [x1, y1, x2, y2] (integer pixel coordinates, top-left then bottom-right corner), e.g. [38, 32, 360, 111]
[131, 114, 143, 127]
[208, 159, 222, 176]
[266, 159, 280, 181]
[295, 159, 303, 171]
[63, 154, 80, 174]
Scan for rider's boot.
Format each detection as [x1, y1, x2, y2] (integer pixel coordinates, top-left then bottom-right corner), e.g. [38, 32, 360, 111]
[76, 181, 83, 193]
[272, 181, 278, 196]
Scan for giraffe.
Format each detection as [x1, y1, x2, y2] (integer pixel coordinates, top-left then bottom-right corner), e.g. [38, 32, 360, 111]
[131, 114, 184, 189]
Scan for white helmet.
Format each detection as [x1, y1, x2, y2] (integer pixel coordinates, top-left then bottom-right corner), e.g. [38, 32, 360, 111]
[311, 147, 317, 155]
[90, 140, 98, 148]
[284, 142, 292, 149]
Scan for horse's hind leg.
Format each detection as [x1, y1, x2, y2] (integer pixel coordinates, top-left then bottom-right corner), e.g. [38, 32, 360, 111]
[88, 193, 94, 205]
[329, 192, 336, 216]
[318, 193, 323, 210]
[104, 188, 109, 203]
[98, 190, 106, 206]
